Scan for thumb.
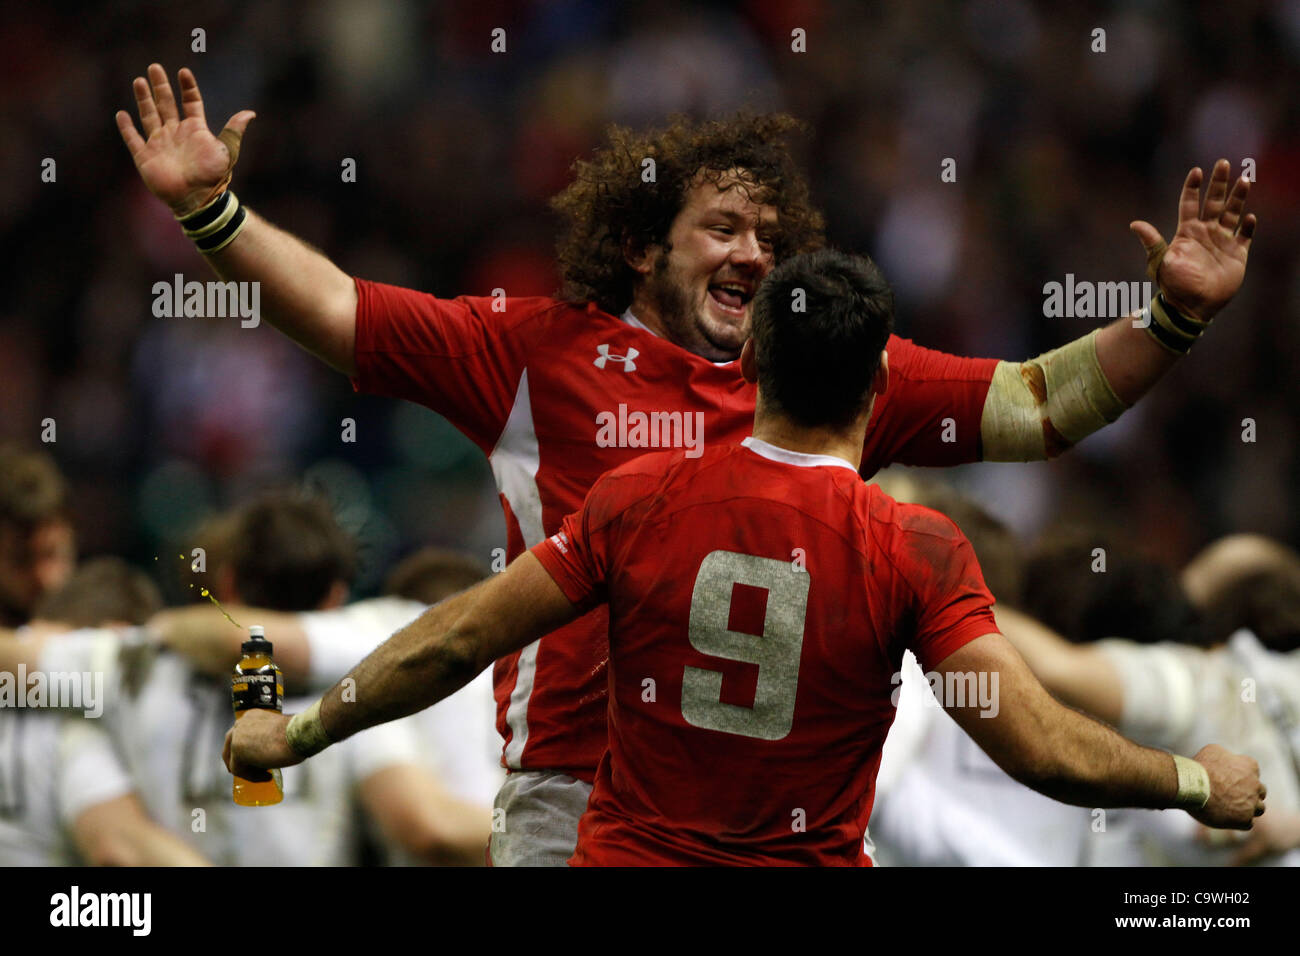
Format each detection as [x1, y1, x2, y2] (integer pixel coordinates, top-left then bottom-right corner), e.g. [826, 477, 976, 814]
[217, 110, 256, 167]
[1130, 220, 1167, 283]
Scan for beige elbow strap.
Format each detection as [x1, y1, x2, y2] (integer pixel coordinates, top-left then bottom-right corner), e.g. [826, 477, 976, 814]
[1172, 754, 1211, 810]
[980, 329, 1129, 461]
[285, 699, 333, 758]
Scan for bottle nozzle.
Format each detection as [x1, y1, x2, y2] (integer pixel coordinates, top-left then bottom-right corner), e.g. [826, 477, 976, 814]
[241, 625, 271, 654]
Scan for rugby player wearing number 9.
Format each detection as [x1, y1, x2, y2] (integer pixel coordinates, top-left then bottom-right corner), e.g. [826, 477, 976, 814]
[227, 250, 1266, 865]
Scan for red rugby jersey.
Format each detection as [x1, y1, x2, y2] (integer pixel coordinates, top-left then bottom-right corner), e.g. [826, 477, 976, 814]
[533, 438, 998, 866]
[350, 279, 998, 778]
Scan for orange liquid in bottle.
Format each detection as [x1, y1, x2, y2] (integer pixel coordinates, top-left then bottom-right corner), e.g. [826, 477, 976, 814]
[231, 633, 285, 806]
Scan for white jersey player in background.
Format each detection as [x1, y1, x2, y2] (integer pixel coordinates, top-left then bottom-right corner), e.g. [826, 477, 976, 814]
[1002, 535, 1300, 866]
[0, 559, 207, 866]
[151, 547, 506, 861]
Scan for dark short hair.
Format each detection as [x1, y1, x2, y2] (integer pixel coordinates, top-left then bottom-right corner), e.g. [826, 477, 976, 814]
[383, 548, 490, 605]
[224, 492, 356, 612]
[751, 249, 894, 429]
[0, 445, 68, 531]
[1024, 533, 1204, 646]
[35, 557, 162, 627]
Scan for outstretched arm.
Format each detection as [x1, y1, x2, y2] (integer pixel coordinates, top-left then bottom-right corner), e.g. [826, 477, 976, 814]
[117, 64, 357, 373]
[979, 160, 1254, 461]
[938, 632, 1264, 830]
[992, 605, 1124, 725]
[150, 604, 308, 680]
[224, 553, 579, 775]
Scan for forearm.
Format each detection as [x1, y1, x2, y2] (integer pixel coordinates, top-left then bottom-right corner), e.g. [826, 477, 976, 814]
[1094, 313, 1181, 405]
[74, 797, 211, 866]
[0, 633, 40, 673]
[118, 823, 212, 867]
[152, 605, 307, 679]
[1017, 703, 1180, 810]
[199, 209, 358, 374]
[946, 633, 1185, 812]
[316, 591, 486, 744]
[362, 765, 492, 867]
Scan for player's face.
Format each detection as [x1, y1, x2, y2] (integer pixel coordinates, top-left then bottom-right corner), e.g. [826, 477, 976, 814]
[642, 174, 777, 362]
[0, 520, 75, 624]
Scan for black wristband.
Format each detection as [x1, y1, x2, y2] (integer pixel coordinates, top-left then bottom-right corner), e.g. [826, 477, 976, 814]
[177, 190, 232, 232]
[193, 202, 248, 253]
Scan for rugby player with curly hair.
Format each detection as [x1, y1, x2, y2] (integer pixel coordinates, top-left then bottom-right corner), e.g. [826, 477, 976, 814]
[119, 64, 1255, 865]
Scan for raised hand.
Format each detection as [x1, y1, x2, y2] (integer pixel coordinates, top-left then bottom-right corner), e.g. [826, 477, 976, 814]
[1130, 159, 1256, 323]
[115, 64, 255, 217]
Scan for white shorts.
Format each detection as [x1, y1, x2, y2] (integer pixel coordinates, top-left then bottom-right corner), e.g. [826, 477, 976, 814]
[489, 770, 594, 867]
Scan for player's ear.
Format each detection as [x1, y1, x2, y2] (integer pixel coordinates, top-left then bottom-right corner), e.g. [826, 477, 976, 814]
[871, 350, 889, 396]
[740, 337, 759, 383]
[622, 236, 656, 275]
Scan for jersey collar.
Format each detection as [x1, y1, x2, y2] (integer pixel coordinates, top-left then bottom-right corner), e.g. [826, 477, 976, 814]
[741, 436, 859, 473]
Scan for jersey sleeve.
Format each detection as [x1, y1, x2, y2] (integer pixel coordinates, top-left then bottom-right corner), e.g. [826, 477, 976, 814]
[57, 719, 135, 824]
[350, 278, 551, 452]
[531, 508, 607, 609]
[36, 628, 115, 676]
[893, 508, 999, 671]
[1092, 640, 1201, 750]
[865, 336, 999, 470]
[530, 461, 662, 607]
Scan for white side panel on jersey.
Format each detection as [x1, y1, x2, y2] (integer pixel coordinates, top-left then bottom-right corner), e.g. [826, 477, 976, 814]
[488, 368, 544, 768]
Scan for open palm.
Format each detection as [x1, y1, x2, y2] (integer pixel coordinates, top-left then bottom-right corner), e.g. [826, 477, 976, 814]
[116, 64, 254, 216]
[1130, 160, 1256, 323]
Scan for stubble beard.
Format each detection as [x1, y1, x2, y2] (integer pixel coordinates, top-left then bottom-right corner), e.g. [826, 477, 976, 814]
[645, 253, 743, 363]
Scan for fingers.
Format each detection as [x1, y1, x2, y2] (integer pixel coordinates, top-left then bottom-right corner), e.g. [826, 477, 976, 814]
[1177, 166, 1204, 225]
[147, 63, 180, 125]
[222, 728, 233, 773]
[1130, 221, 1167, 283]
[132, 76, 161, 137]
[1201, 159, 1232, 221]
[114, 110, 147, 158]
[1239, 212, 1257, 242]
[218, 111, 256, 166]
[178, 67, 206, 124]
[1218, 173, 1250, 232]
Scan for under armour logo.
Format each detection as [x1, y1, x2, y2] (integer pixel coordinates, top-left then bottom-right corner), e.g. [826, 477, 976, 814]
[594, 344, 639, 372]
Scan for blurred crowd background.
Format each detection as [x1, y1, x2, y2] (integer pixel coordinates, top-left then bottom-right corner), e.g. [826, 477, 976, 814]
[2, 0, 1298, 596]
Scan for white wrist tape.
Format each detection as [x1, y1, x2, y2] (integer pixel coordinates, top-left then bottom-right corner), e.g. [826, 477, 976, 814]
[285, 699, 333, 758]
[1173, 754, 1211, 810]
[980, 329, 1129, 461]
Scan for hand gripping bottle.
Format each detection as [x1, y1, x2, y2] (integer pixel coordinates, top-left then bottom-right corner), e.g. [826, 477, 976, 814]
[231, 625, 284, 806]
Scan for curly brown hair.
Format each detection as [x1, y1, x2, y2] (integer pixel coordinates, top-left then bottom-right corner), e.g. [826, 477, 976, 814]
[551, 112, 826, 315]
